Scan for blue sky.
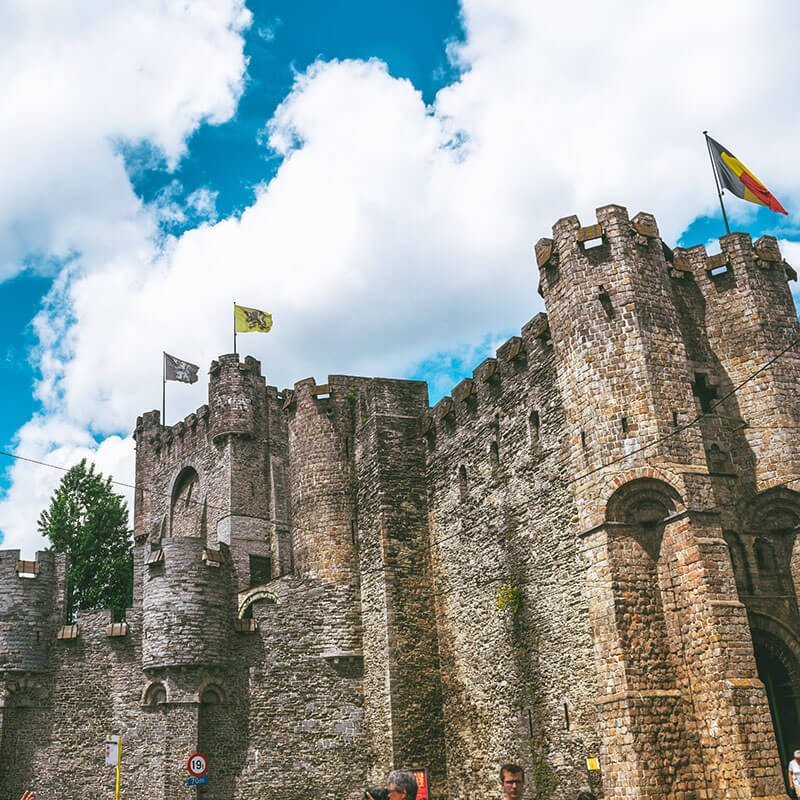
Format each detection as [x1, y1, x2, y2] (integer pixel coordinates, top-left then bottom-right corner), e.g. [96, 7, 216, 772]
[2, 0, 800, 554]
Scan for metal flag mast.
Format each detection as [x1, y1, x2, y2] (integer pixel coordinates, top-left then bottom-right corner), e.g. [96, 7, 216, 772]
[703, 131, 731, 235]
[233, 300, 237, 355]
[162, 352, 166, 425]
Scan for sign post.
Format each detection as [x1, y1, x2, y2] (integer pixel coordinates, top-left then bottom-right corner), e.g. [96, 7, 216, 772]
[105, 735, 121, 800]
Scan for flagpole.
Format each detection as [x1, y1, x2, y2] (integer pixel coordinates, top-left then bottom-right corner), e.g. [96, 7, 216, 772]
[703, 131, 731, 235]
[162, 352, 166, 425]
[233, 301, 237, 355]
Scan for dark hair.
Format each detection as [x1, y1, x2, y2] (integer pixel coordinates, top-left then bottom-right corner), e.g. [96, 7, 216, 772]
[388, 770, 418, 800]
[576, 793, 596, 800]
[499, 763, 525, 782]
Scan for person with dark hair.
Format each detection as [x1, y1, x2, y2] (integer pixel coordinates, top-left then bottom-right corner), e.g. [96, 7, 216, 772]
[576, 792, 596, 800]
[499, 763, 525, 800]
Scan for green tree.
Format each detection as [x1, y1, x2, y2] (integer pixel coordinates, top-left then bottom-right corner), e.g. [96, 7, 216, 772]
[38, 459, 133, 620]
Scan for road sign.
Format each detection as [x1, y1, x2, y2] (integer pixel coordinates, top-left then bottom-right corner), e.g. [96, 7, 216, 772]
[105, 735, 120, 766]
[187, 775, 209, 787]
[187, 752, 208, 777]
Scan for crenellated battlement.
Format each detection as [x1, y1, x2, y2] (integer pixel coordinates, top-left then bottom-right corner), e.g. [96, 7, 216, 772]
[423, 312, 554, 446]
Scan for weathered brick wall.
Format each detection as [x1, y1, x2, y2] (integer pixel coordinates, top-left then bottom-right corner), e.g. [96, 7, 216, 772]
[355, 377, 448, 796]
[424, 316, 600, 800]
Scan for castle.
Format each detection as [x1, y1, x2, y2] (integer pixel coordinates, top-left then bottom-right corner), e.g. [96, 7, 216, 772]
[1, 204, 799, 800]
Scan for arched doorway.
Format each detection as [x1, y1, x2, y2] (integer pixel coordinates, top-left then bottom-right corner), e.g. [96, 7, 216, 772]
[752, 627, 800, 791]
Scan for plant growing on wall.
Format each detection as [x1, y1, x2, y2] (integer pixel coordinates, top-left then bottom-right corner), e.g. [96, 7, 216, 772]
[38, 459, 133, 620]
[497, 577, 557, 800]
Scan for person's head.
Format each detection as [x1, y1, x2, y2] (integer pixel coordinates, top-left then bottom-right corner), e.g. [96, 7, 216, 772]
[500, 763, 525, 799]
[387, 770, 418, 800]
[577, 793, 596, 800]
[794, 749, 800, 762]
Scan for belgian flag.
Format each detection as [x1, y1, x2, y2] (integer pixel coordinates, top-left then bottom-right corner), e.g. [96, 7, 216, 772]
[706, 135, 787, 215]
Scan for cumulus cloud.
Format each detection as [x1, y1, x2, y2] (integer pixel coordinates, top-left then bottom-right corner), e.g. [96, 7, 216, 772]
[3, 0, 800, 556]
[0, 0, 251, 282]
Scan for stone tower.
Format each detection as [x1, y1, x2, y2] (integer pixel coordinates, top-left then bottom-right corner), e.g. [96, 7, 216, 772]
[537, 204, 799, 799]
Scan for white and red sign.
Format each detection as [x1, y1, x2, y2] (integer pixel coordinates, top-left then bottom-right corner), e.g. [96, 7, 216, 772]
[105, 735, 120, 766]
[187, 752, 208, 777]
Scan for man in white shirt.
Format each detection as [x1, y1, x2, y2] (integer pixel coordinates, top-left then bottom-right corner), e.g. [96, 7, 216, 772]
[789, 750, 800, 796]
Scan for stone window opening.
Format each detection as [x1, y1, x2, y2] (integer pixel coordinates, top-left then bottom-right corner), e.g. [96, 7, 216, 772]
[580, 429, 586, 448]
[672, 410, 679, 426]
[489, 441, 500, 477]
[529, 409, 540, 444]
[458, 465, 468, 502]
[692, 372, 718, 414]
[249, 555, 271, 588]
[621, 416, 628, 435]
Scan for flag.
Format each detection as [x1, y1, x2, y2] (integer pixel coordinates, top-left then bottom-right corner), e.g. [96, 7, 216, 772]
[164, 352, 199, 384]
[706, 135, 787, 215]
[234, 304, 272, 333]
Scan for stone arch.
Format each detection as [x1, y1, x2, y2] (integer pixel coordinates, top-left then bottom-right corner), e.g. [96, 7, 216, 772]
[169, 466, 201, 538]
[749, 612, 800, 770]
[195, 679, 228, 705]
[604, 478, 685, 687]
[605, 477, 683, 527]
[141, 680, 168, 707]
[237, 585, 279, 618]
[745, 487, 800, 532]
[594, 466, 685, 526]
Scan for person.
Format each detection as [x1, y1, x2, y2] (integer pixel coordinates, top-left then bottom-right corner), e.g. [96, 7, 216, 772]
[789, 750, 800, 796]
[366, 770, 418, 800]
[21, 793, 34, 800]
[576, 793, 596, 800]
[500, 763, 525, 800]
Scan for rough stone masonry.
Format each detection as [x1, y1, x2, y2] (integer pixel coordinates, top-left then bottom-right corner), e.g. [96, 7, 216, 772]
[1, 204, 799, 800]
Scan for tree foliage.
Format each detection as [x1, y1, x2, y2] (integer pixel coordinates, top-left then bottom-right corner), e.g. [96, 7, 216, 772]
[37, 459, 132, 619]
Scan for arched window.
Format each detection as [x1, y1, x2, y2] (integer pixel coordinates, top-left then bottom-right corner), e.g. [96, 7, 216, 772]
[170, 467, 200, 538]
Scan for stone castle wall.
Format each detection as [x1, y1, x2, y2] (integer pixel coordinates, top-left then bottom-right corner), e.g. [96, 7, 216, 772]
[2, 203, 799, 800]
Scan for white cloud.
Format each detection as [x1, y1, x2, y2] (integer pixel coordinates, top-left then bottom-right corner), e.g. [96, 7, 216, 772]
[4, 0, 800, 556]
[0, 0, 251, 282]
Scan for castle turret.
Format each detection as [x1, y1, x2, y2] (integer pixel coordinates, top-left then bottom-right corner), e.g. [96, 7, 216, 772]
[0, 550, 66, 672]
[208, 354, 274, 590]
[287, 376, 363, 653]
[141, 538, 234, 670]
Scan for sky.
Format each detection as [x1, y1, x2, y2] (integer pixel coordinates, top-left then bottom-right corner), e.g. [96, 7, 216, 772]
[2, 0, 800, 557]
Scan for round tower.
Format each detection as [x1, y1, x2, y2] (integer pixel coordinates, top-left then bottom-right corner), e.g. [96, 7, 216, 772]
[141, 538, 234, 669]
[0, 551, 58, 672]
[208, 354, 265, 442]
[287, 378, 361, 653]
